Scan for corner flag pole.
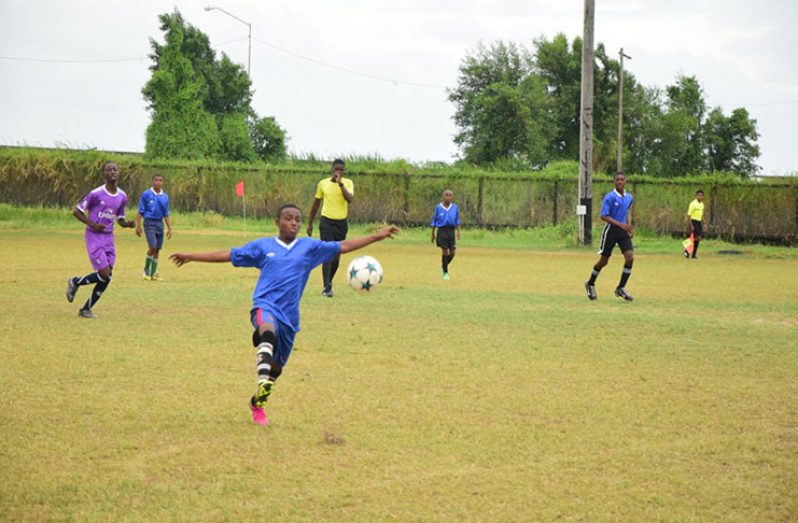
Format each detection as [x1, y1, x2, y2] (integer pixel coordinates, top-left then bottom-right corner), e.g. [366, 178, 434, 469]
[235, 180, 246, 237]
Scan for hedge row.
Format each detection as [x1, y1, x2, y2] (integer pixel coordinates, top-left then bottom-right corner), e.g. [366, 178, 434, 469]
[1, 147, 796, 243]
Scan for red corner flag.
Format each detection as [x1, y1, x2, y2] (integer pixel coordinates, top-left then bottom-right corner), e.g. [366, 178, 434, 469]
[235, 180, 245, 197]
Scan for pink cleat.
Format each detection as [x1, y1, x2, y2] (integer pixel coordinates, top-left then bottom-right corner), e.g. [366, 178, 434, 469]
[250, 401, 269, 426]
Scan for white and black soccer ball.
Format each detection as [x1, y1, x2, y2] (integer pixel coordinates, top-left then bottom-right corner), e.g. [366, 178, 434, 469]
[347, 255, 383, 292]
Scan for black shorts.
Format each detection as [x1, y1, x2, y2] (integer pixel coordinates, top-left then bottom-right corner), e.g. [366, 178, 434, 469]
[598, 224, 633, 257]
[436, 226, 456, 250]
[691, 220, 703, 237]
[319, 216, 348, 242]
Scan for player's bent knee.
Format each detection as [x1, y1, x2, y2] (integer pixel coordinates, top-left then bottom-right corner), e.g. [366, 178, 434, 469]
[270, 363, 283, 379]
[252, 328, 276, 347]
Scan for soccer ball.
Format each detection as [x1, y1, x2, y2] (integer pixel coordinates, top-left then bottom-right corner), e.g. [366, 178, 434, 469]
[347, 255, 383, 291]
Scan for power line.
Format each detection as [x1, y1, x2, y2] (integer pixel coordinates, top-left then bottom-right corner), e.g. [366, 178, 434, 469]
[0, 38, 250, 65]
[252, 36, 446, 89]
[0, 55, 146, 64]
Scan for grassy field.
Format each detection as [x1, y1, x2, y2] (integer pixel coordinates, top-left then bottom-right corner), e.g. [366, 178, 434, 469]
[1, 210, 796, 521]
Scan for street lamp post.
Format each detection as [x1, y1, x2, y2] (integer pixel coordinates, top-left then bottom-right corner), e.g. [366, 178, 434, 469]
[616, 47, 631, 173]
[205, 5, 251, 76]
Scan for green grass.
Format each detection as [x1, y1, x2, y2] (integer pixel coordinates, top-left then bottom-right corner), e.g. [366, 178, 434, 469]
[1, 216, 796, 521]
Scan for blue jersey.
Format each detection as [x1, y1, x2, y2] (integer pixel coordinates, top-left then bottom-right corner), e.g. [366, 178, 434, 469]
[431, 203, 461, 227]
[600, 190, 633, 224]
[230, 237, 340, 332]
[138, 188, 170, 220]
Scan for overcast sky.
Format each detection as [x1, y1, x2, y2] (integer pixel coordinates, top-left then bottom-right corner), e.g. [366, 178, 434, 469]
[1, 0, 796, 175]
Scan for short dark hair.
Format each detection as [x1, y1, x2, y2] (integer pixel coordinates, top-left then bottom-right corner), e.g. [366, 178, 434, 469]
[152, 173, 164, 180]
[696, 189, 704, 195]
[614, 171, 625, 179]
[332, 159, 345, 169]
[101, 161, 116, 171]
[277, 203, 301, 218]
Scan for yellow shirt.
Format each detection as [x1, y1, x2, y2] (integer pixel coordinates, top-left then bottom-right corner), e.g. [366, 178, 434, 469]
[687, 199, 704, 221]
[315, 177, 354, 220]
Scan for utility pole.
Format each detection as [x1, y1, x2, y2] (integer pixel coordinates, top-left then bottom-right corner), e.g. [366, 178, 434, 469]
[617, 48, 631, 173]
[205, 6, 252, 76]
[578, 0, 595, 245]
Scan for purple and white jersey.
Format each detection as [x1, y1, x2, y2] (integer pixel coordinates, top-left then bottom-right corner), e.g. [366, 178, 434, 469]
[77, 185, 128, 234]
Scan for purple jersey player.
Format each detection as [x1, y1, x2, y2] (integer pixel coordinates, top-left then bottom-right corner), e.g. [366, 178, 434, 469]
[66, 161, 135, 318]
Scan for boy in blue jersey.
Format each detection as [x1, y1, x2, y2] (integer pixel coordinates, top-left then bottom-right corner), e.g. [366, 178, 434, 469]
[170, 204, 400, 426]
[430, 189, 461, 280]
[585, 172, 635, 302]
[136, 174, 172, 280]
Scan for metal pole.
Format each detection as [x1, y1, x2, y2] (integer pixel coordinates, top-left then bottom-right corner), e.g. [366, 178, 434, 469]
[578, 0, 595, 245]
[205, 6, 251, 76]
[617, 48, 631, 173]
[247, 22, 252, 76]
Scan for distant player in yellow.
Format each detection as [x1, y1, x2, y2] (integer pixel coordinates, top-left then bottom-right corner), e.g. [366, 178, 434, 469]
[684, 190, 706, 259]
[306, 159, 354, 297]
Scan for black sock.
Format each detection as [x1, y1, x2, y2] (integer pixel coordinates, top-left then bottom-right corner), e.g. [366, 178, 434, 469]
[587, 267, 602, 285]
[330, 259, 340, 281]
[442, 254, 449, 272]
[81, 276, 110, 310]
[322, 262, 331, 291]
[75, 272, 102, 286]
[692, 240, 700, 257]
[618, 263, 632, 288]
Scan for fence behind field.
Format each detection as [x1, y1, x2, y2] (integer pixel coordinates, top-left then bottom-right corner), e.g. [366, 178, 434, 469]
[1, 149, 796, 244]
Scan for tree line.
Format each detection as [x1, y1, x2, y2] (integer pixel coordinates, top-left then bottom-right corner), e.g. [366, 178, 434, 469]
[448, 36, 760, 177]
[142, 11, 760, 177]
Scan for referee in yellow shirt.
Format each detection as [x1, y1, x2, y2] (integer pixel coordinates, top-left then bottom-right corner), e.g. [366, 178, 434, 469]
[307, 159, 354, 297]
[684, 189, 706, 259]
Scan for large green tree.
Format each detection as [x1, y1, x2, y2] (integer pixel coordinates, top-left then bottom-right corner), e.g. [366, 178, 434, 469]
[448, 41, 554, 166]
[143, 10, 287, 162]
[704, 107, 760, 176]
[142, 16, 220, 160]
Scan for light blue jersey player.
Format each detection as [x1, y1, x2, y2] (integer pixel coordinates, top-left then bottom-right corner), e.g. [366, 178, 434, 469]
[170, 204, 400, 426]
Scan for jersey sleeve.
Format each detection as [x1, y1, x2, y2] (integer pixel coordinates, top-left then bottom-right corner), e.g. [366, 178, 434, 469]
[138, 192, 147, 214]
[314, 180, 324, 199]
[600, 194, 612, 217]
[230, 240, 264, 268]
[77, 191, 94, 213]
[307, 239, 341, 268]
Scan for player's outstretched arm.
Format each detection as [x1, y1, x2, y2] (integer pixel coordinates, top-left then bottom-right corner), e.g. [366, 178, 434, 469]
[170, 250, 231, 267]
[340, 226, 400, 254]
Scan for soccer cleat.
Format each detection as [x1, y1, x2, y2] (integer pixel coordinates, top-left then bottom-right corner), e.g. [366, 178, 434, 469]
[78, 308, 97, 319]
[683, 250, 689, 258]
[151, 273, 161, 281]
[143, 271, 152, 281]
[691, 256, 698, 260]
[249, 397, 269, 426]
[614, 287, 634, 301]
[66, 277, 78, 303]
[321, 289, 334, 298]
[442, 272, 450, 280]
[585, 281, 597, 301]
